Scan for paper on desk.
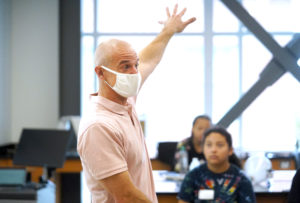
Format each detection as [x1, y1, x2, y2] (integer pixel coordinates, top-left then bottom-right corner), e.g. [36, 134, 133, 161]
[269, 170, 296, 192]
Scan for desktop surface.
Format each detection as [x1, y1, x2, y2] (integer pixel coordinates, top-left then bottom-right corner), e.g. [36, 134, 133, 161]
[0, 186, 36, 200]
[153, 170, 296, 194]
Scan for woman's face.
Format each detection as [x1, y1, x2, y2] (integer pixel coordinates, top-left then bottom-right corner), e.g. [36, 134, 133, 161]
[192, 118, 211, 144]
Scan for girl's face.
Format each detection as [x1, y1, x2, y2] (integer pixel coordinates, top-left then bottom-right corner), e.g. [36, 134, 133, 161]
[192, 118, 211, 144]
[203, 132, 233, 167]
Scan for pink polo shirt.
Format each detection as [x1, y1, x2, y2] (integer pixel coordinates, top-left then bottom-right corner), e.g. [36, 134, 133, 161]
[77, 94, 157, 203]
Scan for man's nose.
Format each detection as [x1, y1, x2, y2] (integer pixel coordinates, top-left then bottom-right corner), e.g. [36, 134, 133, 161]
[129, 65, 138, 74]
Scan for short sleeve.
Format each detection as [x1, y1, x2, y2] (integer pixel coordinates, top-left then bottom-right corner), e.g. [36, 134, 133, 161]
[177, 171, 196, 202]
[79, 123, 127, 180]
[237, 174, 256, 203]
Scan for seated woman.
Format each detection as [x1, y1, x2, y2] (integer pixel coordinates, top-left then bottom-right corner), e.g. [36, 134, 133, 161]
[177, 127, 256, 203]
[174, 115, 241, 172]
[174, 115, 211, 172]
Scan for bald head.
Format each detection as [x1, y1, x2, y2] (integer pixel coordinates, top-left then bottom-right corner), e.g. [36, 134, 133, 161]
[94, 39, 136, 68]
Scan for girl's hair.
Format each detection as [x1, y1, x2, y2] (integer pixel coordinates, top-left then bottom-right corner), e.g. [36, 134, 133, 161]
[203, 126, 242, 168]
[203, 126, 232, 147]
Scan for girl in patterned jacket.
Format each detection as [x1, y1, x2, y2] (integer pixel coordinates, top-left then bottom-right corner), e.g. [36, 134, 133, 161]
[177, 127, 256, 203]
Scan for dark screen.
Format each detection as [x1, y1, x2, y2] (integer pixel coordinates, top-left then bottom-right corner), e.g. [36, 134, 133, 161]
[0, 168, 26, 186]
[13, 129, 71, 168]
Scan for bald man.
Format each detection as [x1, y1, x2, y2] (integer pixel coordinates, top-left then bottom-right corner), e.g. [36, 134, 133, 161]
[77, 5, 196, 203]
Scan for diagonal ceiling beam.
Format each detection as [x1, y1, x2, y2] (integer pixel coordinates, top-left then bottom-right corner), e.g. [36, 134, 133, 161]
[218, 35, 300, 128]
[217, 0, 300, 128]
[220, 0, 300, 81]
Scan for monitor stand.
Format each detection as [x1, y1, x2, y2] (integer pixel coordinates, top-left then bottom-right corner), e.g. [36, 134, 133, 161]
[39, 166, 55, 187]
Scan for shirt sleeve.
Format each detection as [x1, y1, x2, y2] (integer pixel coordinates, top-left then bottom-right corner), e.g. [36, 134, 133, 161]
[80, 123, 128, 180]
[237, 174, 256, 203]
[177, 171, 196, 202]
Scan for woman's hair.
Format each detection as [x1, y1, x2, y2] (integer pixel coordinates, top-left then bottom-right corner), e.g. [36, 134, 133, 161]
[202, 126, 242, 168]
[192, 115, 211, 127]
[190, 115, 211, 138]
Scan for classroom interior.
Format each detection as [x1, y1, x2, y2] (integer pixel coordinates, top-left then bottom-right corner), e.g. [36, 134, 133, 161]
[1, 0, 300, 203]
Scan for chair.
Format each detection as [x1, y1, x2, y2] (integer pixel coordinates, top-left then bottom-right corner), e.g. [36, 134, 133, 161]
[157, 142, 178, 171]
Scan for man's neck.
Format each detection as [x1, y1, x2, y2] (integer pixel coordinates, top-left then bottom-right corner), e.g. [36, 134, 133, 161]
[98, 88, 128, 105]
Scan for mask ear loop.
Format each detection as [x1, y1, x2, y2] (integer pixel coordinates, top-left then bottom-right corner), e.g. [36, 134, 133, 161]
[101, 66, 116, 89]
[101, 65, 140, 76]
[101, 65, 122, 75]
[103, 79, 114, 89]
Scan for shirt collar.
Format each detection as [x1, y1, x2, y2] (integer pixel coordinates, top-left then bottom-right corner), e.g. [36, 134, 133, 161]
[89, 93, 132, 116]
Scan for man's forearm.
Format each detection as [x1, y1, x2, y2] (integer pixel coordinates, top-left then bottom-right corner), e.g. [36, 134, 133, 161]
[138, 27, 175, 76]
[115, 187, 152, 203]
[101, 171, 153, 203]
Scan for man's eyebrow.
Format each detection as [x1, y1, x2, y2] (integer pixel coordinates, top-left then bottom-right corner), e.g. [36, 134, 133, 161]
[118, 59, 139, 65]
[119, 60, 129, 64]
[118, 60, 131, 65]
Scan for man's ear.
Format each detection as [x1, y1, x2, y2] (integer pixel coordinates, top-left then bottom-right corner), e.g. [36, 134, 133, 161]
[95, 66, 104, 79]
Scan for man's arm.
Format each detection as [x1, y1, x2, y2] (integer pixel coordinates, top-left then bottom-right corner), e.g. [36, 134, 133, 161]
[100, 171, 152, 203]
[138, 4, 196, 86]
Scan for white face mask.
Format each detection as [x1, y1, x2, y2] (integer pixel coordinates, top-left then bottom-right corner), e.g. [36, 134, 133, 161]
[101, 65, 141, 98]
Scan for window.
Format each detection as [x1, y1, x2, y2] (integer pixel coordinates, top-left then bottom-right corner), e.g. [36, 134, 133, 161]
[81, 0, 300, 157]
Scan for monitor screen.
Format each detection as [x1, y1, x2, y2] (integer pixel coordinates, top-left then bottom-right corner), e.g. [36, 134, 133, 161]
[13, 128, 71, 168]
[0, 168, 27, 186]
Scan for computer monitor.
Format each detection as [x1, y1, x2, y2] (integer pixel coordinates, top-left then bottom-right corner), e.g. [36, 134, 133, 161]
[57, 116, 80, 155]
[13, 128, 71, 169]
[0, 168, 27, 187]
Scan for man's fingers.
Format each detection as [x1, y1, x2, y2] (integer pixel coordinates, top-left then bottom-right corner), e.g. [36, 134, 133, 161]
[178, 7, 187, 17]
[184, 17, 197, 26]
[172, 4, 178, 16]
[166, 7, 170, 18]
[162, 4, 196, 31]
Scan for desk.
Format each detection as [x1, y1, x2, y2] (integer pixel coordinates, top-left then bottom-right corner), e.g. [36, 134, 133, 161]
[0, 187, 36, 203]
[0, 157, 296, 203]
[153, 170, 296, 203]
[0, 157, 82, 203]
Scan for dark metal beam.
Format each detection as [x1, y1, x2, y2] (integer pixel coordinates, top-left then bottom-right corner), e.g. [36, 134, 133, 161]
[220, 0, 300, 82]
[217, 35, 300, 128]
[217, 0, 300, 127]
